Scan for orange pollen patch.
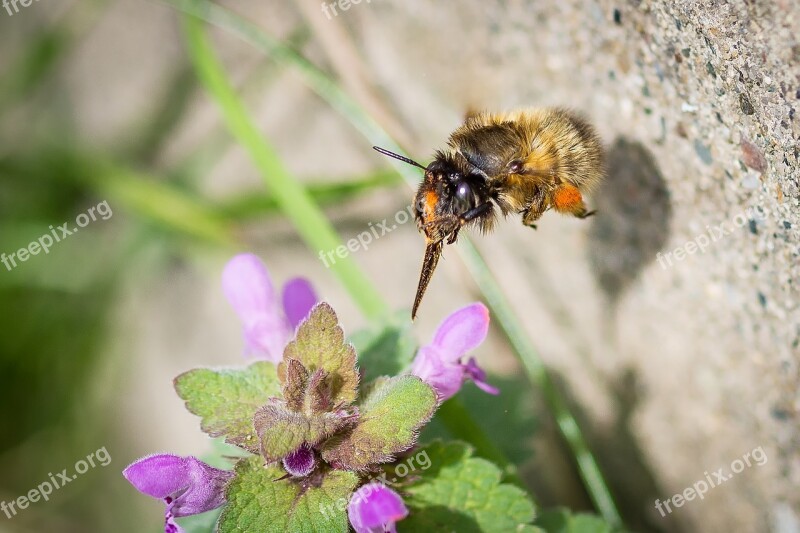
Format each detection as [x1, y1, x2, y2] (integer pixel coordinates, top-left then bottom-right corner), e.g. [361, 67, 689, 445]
[423, 191, 438, 219]
[553, 184, 582, 210]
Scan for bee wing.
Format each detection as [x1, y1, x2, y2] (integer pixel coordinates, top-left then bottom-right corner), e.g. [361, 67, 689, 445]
[411, 241, 443, 320]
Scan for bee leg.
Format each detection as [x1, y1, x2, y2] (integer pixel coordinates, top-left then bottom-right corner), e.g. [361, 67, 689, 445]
[446, 227, 460, 244]
[521, 210, 541, 229]
[552, 183, 594, 220]
[522, 189, 548, 229]
[459, 202, 493, 224]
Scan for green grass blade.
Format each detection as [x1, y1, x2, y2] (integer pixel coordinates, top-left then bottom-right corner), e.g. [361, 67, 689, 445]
[181, 14, 388, 320]
[161, 0, 402, 155]
[78, 156, 236, 246]
[170, 26, 312, 183]
[217, 170, 400, 220]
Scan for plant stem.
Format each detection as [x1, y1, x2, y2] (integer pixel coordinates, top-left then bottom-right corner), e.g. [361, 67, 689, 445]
[182, 14, 388, 320]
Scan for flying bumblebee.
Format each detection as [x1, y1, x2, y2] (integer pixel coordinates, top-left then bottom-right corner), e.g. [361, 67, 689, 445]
[374, 107, 605, 319]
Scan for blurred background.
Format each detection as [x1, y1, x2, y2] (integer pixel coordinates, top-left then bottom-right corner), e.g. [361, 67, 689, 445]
[0, 0, 798, 531]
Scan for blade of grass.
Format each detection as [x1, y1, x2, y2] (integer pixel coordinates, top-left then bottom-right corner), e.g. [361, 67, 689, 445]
[217, 169, 401, 220]
[181, 14, 388, 320]
[77, 156, 236, 247]
[170, 26, 312, 183]
[161, 0, 398, 152]
[126, 62, 198, 163]
[0, 149, 236, 246]
[163, 1, 622, 525]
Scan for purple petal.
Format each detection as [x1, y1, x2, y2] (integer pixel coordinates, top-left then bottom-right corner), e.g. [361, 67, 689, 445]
[464, 357, 500, 395]
[123, 454, 189, 499]
[348, 483, 408, 533]
[282, 443, 316, 477]
[243, 314, 291, 362]
[123, 455, 233, 521]
[410, 346, 465, 401]
[282, 277, 318, 329]
[222, 254, 291, 360]
[170, 457, 233, 517]
[222, 254, 277, 321]
[430, 303, 490, 363]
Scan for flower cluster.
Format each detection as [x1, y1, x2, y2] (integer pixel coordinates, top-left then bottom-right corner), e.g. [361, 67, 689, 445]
[123, 254, 498, 532]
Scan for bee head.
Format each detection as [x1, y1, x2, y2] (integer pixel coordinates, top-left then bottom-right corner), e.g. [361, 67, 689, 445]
[413, 151, 487, 242]
[371, 146, 491, 244]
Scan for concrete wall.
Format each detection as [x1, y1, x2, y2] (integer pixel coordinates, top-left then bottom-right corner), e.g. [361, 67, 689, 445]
[343, 1, 799, 531]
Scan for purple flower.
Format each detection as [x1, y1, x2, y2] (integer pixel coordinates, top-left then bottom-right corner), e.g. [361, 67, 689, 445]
[411, 302, 499, 401]
[123, 454, 234, 533]
[348, 483, 408, 533]
[282, 443, 316, 478]
[222, 253, 317, 362]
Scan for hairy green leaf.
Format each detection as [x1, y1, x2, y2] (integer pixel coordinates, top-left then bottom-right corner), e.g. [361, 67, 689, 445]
[321, 375, 436, 470]
[174, 362, 280, 453]
[281, 358, 309, 412]
[254, 399, 356, 462]
[280, 303, 359, 405]
[218, 456, 358, 532]
[402, 441, 537, 532]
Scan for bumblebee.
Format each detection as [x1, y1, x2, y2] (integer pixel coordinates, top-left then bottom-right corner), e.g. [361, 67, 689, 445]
[375, 107, 605, 319]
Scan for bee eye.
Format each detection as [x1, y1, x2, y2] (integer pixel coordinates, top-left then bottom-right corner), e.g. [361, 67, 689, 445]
[454, 180, 474, 211]
[508, 160, 523, 173]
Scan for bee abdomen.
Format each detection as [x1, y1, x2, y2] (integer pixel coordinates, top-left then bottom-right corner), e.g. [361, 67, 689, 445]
[520, 108, 605, 192]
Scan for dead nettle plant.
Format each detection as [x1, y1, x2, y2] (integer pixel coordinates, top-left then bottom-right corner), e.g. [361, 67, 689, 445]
[123, 254, 534, 532]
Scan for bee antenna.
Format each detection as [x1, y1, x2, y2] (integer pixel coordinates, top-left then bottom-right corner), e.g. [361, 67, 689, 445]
[373, 146, 427, 170]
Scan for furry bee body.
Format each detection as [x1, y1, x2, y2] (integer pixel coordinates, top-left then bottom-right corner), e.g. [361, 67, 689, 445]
[374, 107, 605, 318]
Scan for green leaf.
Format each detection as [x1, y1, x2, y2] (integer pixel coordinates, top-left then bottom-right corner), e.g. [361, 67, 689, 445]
[402, 441, 537, 532]
[281, 359, 334, 415]
[321, 376, 437, 470]
[218, 456, 359, 532]
[174, 362, 280, 453]
[280, 302, 359, 405]
[281, 358, 310, 412]
[534, 508, 615, 533]
[253, 399, 355, 462]
[350, 310, 418, 382]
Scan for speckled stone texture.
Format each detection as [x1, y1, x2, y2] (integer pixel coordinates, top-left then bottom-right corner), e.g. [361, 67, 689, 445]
[348, 1, 799, 531]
